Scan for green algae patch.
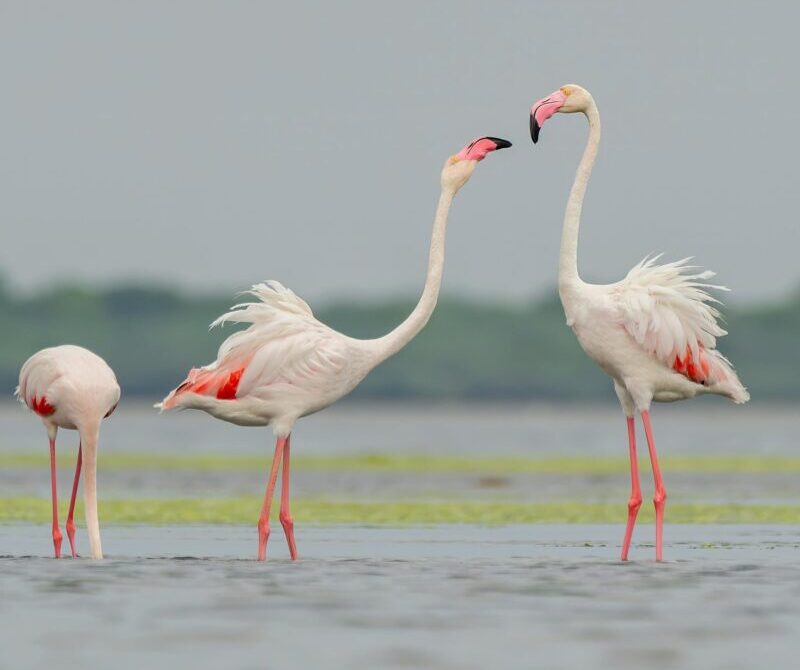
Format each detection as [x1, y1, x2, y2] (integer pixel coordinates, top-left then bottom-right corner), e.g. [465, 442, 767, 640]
[4, 452, 800, 474]
[4, 498, 800, 525]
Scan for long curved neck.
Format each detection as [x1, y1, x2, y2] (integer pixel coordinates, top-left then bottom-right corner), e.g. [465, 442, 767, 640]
[559, 101, 600, 296]
[370, 188, 455, 364]
[79, 420, 103, 559]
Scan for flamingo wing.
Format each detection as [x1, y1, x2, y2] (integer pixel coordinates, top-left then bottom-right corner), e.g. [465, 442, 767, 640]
[16, 345, 121, 417]
[612, 255, 743, 391]
[16, 350, 63, 416]
[161, 281, 349, 407]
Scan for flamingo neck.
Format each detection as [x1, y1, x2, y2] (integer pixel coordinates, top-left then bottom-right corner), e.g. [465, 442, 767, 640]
[370, 188, 455, 364]
[79, 421, 103, 559]
[559, 101, 601, 297]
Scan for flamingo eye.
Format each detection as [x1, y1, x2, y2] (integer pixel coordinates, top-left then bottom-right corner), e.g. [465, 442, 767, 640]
[104, 403, 118, 418]
[560, 87, 572, 96]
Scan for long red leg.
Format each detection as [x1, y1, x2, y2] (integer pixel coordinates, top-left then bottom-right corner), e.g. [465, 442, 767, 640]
[49, 438, 62, 559]
[620, 416, 642, 561]
[66, 443, 83, 558]
[641, 410, 667, 561]
[257, 436, 286, 561]
[279, 435, 298, 560]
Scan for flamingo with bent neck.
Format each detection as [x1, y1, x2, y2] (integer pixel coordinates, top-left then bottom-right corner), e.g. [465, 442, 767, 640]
[17, 345, 120, 559]
[158, 136, 511, 561]
[530, 85, 749, 561]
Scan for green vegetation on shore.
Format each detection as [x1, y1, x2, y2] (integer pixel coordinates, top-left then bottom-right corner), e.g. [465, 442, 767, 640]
[3, 451, 800, 474]
[1, 278, 798, 400]
[4, 497, 800, 525]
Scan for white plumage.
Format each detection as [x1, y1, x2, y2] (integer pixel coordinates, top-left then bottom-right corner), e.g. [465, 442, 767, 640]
[17, 345, 120, 559]
[159, 280, 366, 434]
[618, 256, 725, 361]
[612, 255, 748, 403]
[157, 138, 511, 560]
[530, 84, 748, 561]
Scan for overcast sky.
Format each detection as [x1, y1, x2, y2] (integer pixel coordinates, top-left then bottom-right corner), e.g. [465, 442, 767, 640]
[1, 1, 797, 303]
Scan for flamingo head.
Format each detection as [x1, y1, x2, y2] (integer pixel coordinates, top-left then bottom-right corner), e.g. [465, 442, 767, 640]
[441, 136, 512, 191]
[530, 84, 592, 143]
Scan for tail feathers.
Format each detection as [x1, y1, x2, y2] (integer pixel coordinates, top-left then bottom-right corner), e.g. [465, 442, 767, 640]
[705, 350, 750, 404]
[159, 367, 205, 411]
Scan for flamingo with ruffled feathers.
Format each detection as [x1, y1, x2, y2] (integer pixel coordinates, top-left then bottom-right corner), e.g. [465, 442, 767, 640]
[158, 136, 511, 561]
[529, 85, 748, 561]
[16, 345, 120, 559]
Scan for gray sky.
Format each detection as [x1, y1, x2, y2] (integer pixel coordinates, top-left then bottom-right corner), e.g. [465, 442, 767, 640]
[1, 1, 797, 303]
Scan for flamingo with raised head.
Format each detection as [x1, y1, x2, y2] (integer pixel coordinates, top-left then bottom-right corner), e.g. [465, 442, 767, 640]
[529, 85, 749, 561]
[158, 136, 511, 561]
[16, 345, 121, 559]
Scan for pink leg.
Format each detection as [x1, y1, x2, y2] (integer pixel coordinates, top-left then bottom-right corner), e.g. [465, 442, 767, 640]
[279, 435, 298, 560]
[641, 410, 667, 561]
[620, 416, 642, 561]
[48, 438, 63, 559]
[66, 443, 83, 558]
[257, 436, 287, 561]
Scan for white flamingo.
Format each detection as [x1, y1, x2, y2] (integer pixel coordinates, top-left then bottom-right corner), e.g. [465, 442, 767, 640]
[16, 345, 121, 559]
[529, 85, 749, 561]
[157, 137, 511, 560]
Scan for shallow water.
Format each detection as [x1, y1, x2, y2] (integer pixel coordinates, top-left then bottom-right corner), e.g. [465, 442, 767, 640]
[3, 402, 798, 506]
[5, 467, 800, 507]
[2, 401, 795, 457]
[4, 404, 799, 667]
[3, 524, 800, 670]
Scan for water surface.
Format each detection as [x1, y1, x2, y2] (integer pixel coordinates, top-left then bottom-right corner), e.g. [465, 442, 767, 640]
[1, 401, 794, 457]
[2, 524, 800, 670]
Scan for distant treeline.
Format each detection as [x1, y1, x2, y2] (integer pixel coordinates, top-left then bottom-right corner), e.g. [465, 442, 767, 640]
[0, 278, 797, 401]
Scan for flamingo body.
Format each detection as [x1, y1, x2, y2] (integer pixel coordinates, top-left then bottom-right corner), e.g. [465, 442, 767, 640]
[18, 345, 120, 430]
[160, 282, 376, 434]
[564, 257, 748, 410]
[530, 85, 748, 560]
[158, 137, 511, 560]
[17, 345, 120, 559]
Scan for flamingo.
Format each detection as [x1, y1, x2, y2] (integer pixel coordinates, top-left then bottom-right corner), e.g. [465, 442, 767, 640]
[16, 345, 121, 559]
[157, 136, 511, 561]
[529, 85, 749, 561]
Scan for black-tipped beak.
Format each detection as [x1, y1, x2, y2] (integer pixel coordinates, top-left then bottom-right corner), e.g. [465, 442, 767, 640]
[487, 137, 512, 150]
[530, 115, 540, 144]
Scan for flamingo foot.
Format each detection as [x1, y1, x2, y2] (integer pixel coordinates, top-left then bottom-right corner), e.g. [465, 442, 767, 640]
[620, 497, 642, 561]
[48, 437, 62, 559]
[620, 416, 642, 561]
[52, 526, 63, 559]
[66, 443, 82, 558]
[280, 513, 298, 560]
[257, 518, 270, 561]
[65, 519, 78, 558]
[256, 434, 288, 562]
[279, 435, 298, 560]
[641, 410, 667, 562]
[654, 489, 667, 562]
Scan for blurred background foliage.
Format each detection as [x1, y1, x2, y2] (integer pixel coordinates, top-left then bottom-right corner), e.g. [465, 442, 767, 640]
[0, 274, 797, 401]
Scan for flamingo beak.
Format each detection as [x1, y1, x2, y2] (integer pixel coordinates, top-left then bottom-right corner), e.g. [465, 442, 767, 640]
[487, 137, 513, 151]
[455, 137, 513, 162]
[530, 115, 542, 144]
[530, 89, 568, 144]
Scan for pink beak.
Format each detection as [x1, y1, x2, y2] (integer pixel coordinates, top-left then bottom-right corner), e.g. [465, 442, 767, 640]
[530, 89, 567, 143]
[454, 136, 512, 161]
